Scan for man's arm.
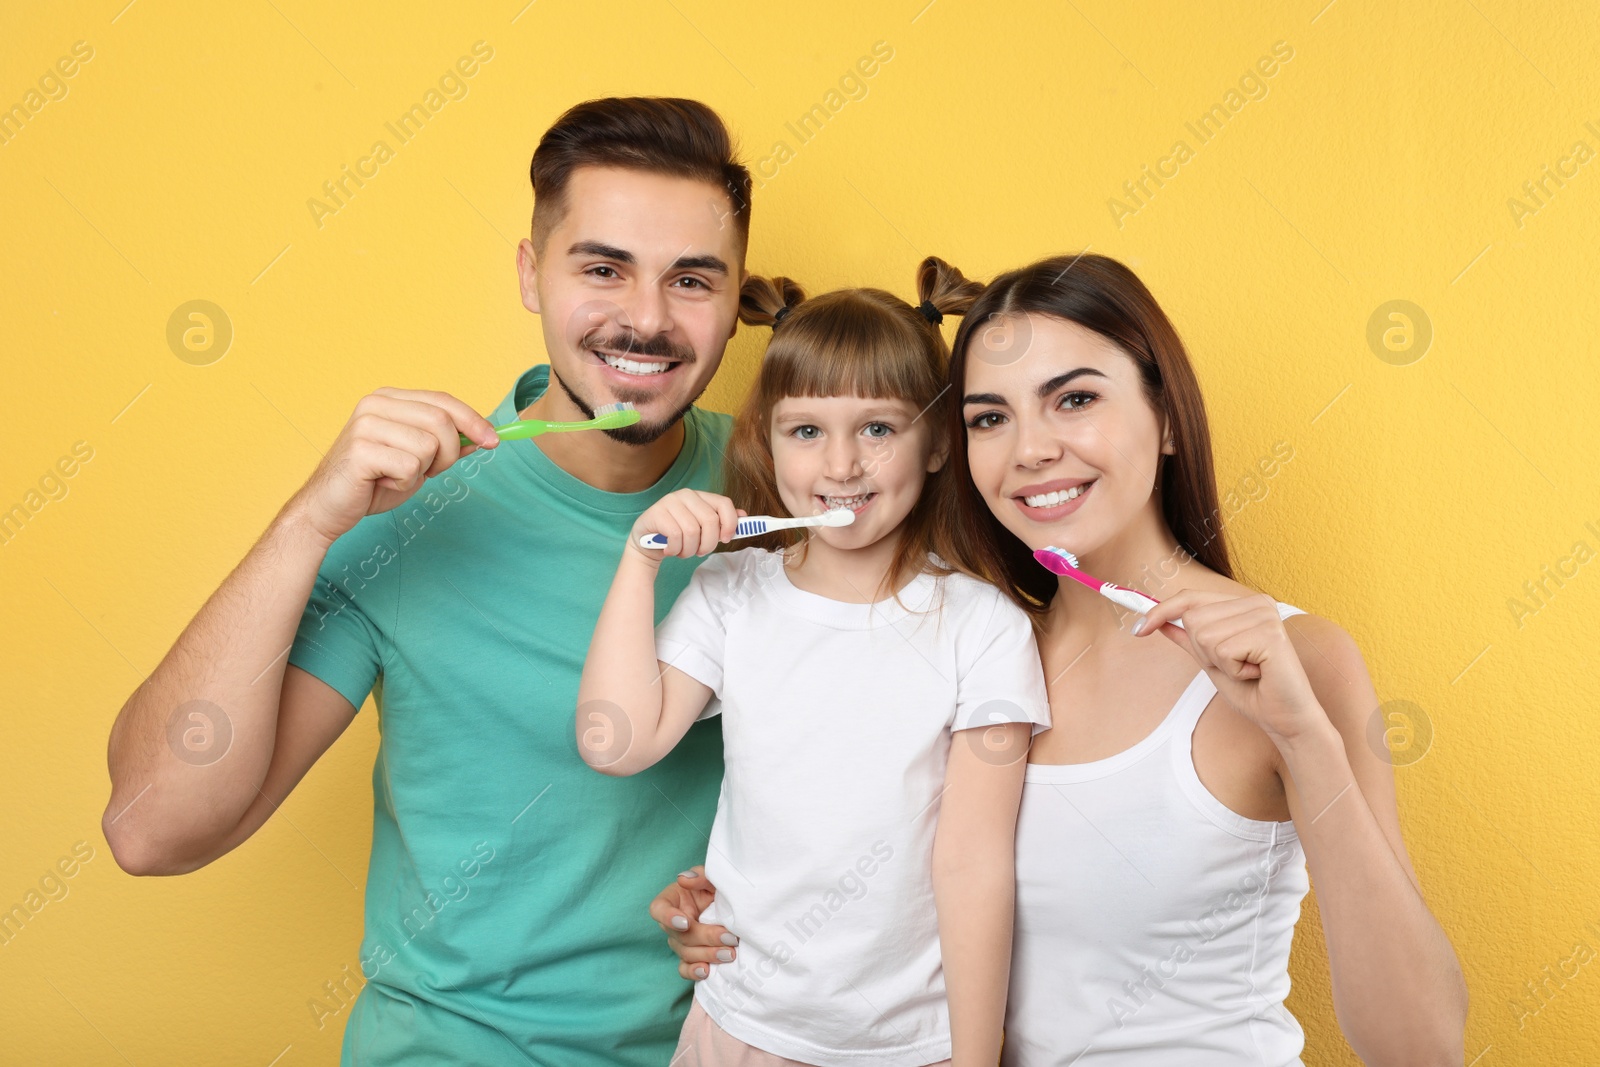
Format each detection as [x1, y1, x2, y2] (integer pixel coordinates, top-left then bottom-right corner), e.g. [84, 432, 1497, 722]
[102, 388, 500, 875]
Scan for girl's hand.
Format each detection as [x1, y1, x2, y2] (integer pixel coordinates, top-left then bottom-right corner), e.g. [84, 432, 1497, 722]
[628, 489, 745, 562]
[1133, 590, 1322, 747]
[648, 866, 737, 980]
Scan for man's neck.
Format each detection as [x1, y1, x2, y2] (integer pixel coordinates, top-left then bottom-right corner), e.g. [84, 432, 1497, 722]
[519, 382, 687, 494]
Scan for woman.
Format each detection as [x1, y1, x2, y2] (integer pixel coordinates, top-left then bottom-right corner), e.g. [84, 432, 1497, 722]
[651, 254, 1467, 1065]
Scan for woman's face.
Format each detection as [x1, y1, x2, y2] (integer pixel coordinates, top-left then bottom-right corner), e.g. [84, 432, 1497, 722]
[960, 313, 1172, 558]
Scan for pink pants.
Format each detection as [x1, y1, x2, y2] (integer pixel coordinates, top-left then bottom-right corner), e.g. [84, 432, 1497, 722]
[671, 996, 953, 1067]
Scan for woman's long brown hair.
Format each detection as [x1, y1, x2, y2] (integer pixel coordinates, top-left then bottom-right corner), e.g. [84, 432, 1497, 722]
[723, 256, 982, 602]
[944, 253, 1235, 617]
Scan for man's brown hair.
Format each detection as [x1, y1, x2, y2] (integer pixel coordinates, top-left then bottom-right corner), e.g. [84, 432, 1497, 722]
[529, 96, 753, 254]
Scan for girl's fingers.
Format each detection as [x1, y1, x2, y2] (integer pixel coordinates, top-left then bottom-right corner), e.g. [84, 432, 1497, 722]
[676, 495, 725, 557]
[695, 493, 736, 554]
[710, 495, 741, 542]
[660, 501, 702, 557]
[652, 514, 685, 557]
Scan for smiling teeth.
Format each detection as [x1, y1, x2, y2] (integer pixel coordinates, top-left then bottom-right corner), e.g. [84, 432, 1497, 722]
[1024, 484, 1090, 507]
[822, 494, 871, 509]
[601, 352, 673, 376]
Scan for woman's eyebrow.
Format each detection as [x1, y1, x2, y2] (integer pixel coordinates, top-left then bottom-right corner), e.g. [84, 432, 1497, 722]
[1036, 367, 1110, 396]
[963, 367, 1110, 408]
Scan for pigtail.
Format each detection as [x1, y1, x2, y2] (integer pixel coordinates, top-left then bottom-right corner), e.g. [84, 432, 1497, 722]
[739, 274, 808, 328]
[916, 256, 983, 322]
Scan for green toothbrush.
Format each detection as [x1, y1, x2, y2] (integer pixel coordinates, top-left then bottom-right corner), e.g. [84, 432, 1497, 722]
[458, 402, 639, 446]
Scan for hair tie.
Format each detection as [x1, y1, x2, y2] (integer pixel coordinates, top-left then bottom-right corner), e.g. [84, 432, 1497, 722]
[917, 300, 943, 326]
[772, 305, 791, 326]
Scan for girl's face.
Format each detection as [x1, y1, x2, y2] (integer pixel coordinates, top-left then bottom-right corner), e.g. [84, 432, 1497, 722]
[769, 394, 946, 551]
[961, 313, 1172, 557]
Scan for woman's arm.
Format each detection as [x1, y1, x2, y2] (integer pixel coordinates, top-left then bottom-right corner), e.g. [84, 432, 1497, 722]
[1275, 615, 1467, 1066]
[933, 721, 1032, 1067]
[649, 865, 740, 979]
[1136, 593, 1466, 1066]
[575, 489, 739, 777]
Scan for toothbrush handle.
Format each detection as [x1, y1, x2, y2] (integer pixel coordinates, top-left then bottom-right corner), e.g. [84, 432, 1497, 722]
[1101, 585, 1186, 630]
[458, 420, 551, 446]
[638, 533, 670, 550]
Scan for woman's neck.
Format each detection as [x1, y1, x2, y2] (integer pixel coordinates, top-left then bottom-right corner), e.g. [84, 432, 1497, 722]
[1047, 503, 1211, 638]
[785, 526, 910, 604]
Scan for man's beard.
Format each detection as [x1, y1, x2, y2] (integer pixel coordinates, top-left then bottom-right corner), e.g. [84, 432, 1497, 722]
[556, 330, 708, 446]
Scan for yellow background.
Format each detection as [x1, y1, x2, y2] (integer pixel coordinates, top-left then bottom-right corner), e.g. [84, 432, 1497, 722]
[3, 0, 1597, 1063]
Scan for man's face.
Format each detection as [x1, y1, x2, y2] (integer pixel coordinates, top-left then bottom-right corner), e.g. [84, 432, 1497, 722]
[518, 166, 745, 444]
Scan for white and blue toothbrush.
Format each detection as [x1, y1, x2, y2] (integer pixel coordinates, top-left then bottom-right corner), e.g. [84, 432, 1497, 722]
[637, 508, 856, 550]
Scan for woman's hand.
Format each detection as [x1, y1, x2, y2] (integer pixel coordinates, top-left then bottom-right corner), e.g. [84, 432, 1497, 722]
[1133, 590, 1323, 747]
[628, 489, 745, 563]
[648, 866, 737, 981]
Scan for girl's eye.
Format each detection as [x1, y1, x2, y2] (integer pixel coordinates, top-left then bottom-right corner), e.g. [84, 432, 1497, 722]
[1059, 391, 1098, 412]
[965, 411, 1006, 430]
[863, 422, 893, 439]
[792, 425, 821, 440]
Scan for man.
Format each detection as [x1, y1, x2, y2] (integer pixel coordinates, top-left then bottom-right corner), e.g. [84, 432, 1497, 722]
[103, 97, 753, 1065]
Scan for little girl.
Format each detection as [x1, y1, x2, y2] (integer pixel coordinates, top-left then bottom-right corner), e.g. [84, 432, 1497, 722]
[575, 259, 1052, 1067]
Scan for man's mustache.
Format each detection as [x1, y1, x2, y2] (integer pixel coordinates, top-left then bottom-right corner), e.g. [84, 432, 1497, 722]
[584, 330, 696, 364]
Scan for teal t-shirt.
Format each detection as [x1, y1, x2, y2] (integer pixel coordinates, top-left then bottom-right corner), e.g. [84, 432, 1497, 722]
[286, 364, 731, 1066]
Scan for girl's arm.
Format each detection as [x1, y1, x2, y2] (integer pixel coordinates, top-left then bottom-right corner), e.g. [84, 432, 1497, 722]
[575, 489, 740, 777]
[1137, 593, 1467, 1067]
[932, 721, 1032, 1067]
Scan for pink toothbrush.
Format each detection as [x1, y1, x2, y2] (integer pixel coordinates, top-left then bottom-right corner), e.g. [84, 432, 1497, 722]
[1033, 546, 1184, 630]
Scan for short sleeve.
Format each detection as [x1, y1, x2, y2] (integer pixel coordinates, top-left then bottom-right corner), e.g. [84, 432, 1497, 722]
[655, 551, 747, 719]
[951, 586, 1053, 737]
[286, 513, 398, 713]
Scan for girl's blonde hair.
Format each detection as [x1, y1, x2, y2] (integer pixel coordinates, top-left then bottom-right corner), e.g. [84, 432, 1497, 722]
[723, 256, 982, 602]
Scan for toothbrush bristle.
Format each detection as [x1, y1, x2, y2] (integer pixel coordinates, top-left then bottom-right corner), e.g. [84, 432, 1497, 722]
[1033, 546, 1082, 573]
[592, 401, 637, 416]
[822, 508, 856, 526]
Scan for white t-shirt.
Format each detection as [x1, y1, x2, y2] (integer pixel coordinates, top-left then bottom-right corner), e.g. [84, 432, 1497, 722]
[656, 547, 1051, 1067]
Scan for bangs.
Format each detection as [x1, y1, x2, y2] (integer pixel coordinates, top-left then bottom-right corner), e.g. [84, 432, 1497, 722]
[760, 290, 945, 407]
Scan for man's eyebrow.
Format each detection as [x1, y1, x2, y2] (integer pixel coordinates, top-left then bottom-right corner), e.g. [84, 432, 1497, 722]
[671, 253, 729, 276]
[566, 241, 729, 276]
[568, 240, 634, 263]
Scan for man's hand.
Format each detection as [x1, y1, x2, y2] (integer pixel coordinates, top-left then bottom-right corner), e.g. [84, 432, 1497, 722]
[295, 387, 501, 545]
[649, 866, 737, 980]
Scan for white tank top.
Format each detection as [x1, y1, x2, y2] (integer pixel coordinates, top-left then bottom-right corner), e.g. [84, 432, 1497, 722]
[1003, 602, 1311, 1066]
